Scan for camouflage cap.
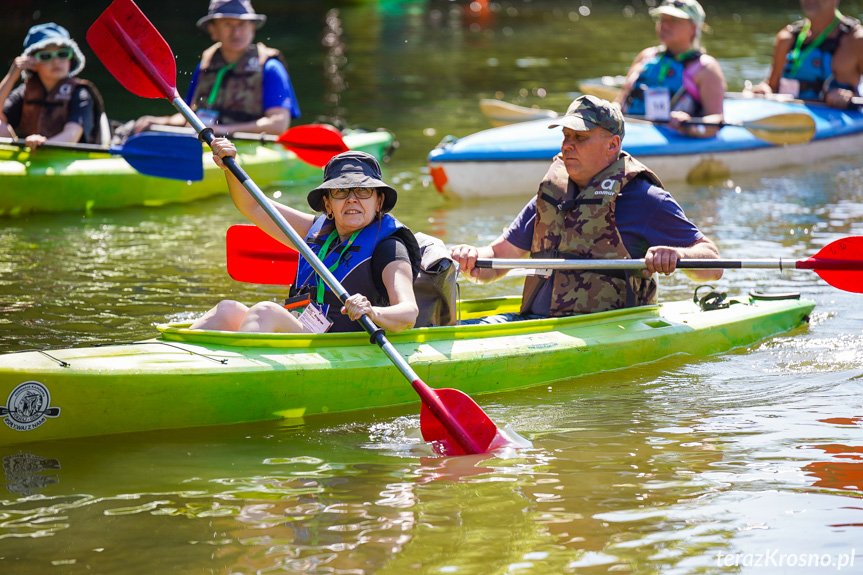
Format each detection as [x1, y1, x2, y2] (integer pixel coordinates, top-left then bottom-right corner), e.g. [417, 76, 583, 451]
[548, 95, 625, 139]
[649, 0, 706, 27]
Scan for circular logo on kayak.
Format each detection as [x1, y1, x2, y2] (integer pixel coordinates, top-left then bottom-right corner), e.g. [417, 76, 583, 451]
[2, 381, 61, 432]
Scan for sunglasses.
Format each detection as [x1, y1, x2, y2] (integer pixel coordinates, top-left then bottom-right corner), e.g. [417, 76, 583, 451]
[329, 187, 376, 200]
[33, 48, 73, 62]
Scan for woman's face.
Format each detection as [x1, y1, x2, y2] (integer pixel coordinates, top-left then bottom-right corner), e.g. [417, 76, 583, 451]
[323, 188, 383, 237]
[655, 14, 697, 49]
[31, 43, 72, 83]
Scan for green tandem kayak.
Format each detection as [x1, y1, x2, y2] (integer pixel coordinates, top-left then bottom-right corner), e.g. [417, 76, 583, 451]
[0, 129, 395, 217]
[0, 293, 814, 446]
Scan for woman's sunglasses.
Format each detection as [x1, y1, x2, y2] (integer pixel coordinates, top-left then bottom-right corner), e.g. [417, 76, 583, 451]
[329, 187, 376, 200]
[33, 48, 73, 62]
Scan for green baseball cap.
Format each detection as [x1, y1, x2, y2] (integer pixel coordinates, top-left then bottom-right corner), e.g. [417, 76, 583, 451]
[548, 95, 625, 139]
[649, 0, 706, 27]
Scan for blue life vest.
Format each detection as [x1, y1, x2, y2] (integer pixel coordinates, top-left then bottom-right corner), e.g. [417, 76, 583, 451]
[626, 48, 703, 116]
[782, 16, 860, 100]
[290, 213, 419, 333]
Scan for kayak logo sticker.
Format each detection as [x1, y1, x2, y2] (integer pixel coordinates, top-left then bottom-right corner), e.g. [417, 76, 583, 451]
[1, 381, 61, 432]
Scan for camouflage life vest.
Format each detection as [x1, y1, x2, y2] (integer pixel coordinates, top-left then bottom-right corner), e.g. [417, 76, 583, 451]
[191, 42, 286, 124]
[18, 77, 104, 143]
[521, 152, 662, 316]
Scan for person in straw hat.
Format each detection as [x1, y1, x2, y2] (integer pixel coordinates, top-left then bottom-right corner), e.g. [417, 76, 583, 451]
[614, 0, 726, 138]
[134, 0, 300, 136]
[190, 138, 421, 334]
[0, 22, 106, 147]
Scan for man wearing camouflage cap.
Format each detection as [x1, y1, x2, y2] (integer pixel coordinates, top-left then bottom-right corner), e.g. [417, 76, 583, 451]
[450, 95, 721, 322]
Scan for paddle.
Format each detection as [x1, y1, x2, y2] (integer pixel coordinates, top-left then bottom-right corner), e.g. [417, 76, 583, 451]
[479, 98, 558, 127]
[149, 123, 349, 168]
[474, 236, 863, 294]
[226, 224, 298, 285]
[0, 132, 203, 181]
[87, 0, 505, 456]
[625, 113, 816, 145]
[478, 99, 816, 144]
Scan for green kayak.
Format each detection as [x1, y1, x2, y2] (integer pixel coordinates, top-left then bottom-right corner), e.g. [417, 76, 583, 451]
[0, 129, 395, 217]
[0, 293, 813, 446]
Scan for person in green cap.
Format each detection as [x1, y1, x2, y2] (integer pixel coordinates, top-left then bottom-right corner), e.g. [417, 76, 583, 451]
[749, 0, 863, 108]
[614, 0, 726, 138]
[449, 96, 722, 324]
[133, 0, 300, 136]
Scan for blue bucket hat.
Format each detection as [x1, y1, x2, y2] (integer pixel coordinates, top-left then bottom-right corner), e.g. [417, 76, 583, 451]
[307, 151, 397, 213]
[21, 23, 86, 79]
[196, 0, 267, 32]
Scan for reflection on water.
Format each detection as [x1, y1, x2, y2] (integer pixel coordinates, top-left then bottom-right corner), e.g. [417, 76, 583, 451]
[2, 0, 863, 573]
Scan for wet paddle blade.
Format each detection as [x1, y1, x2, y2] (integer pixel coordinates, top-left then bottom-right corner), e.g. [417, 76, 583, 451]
[117, 132, 203, 181]
[739, 113, 816, 145]
[801, 236, 863, 293]
[420, 388, 501, 456]
[276, 124, 349, 168]
[87, 0, 178, 100]
[226, 225, 298, 285]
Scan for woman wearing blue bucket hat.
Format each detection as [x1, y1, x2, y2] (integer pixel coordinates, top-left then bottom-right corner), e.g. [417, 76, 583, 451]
[190, 137, 421, 335]
[0, 22, 107, 147]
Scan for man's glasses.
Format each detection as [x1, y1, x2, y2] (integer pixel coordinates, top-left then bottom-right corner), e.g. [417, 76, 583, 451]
[329, 187, 375, 200]
[33, 48, 73, 62]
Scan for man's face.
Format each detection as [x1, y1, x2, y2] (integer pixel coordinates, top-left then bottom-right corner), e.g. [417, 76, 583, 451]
[560, 126, 619, 187]
[208, 18, 255, 53]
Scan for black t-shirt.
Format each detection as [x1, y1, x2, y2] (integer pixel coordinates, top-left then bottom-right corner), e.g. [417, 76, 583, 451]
[2, 82, 95, 141]
[370, 236, 415, 302]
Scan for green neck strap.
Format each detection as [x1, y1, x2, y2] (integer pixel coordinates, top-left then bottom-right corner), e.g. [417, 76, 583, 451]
[206, 62, 236, 108]
[789, 9, 842, 77]
[657, 49, 698, 83]
[315, 228, 361, 305]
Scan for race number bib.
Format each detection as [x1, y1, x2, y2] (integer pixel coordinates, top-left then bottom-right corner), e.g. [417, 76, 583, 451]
[778, 77, 801, 98]
[644, 87, 671, 121]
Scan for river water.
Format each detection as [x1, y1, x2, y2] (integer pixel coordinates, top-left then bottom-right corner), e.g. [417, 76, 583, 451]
[2, 1, 863, 573]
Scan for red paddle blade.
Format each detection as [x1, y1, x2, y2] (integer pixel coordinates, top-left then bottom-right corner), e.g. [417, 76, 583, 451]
[226, 225, 299, 285]
[87, 0, 178, 100]
[420, 388, 500, 456]
[799, 236, 863, 293]
[276, 124, 350, 168]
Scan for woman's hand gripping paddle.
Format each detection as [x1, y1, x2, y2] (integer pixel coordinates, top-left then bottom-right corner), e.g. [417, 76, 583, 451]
[88, 0, 509, 456]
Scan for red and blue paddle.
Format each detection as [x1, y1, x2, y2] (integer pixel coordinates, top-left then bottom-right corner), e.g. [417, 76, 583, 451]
[87, 0, 507, 456]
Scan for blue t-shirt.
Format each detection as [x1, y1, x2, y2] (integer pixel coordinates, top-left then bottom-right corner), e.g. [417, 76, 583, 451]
[184, 58, 301, 119]
[503, 175, 704, 315]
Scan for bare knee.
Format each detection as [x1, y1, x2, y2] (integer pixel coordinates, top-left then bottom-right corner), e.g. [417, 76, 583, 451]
[240, 301, 305, 333]
[190, 300, 249, 331]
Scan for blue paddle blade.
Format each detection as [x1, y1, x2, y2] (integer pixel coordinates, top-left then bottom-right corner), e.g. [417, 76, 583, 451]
[113, 132, 204, 181]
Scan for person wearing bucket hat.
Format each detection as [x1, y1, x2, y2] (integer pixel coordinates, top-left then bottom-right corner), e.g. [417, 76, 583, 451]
[133, 0, 300, 137]
[449, 95, 721, 324]
[614, 0, 726, 138]
[190, 138, 421, 335]
[749, 0, 863, 109]
[0, 22, 106, 147]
